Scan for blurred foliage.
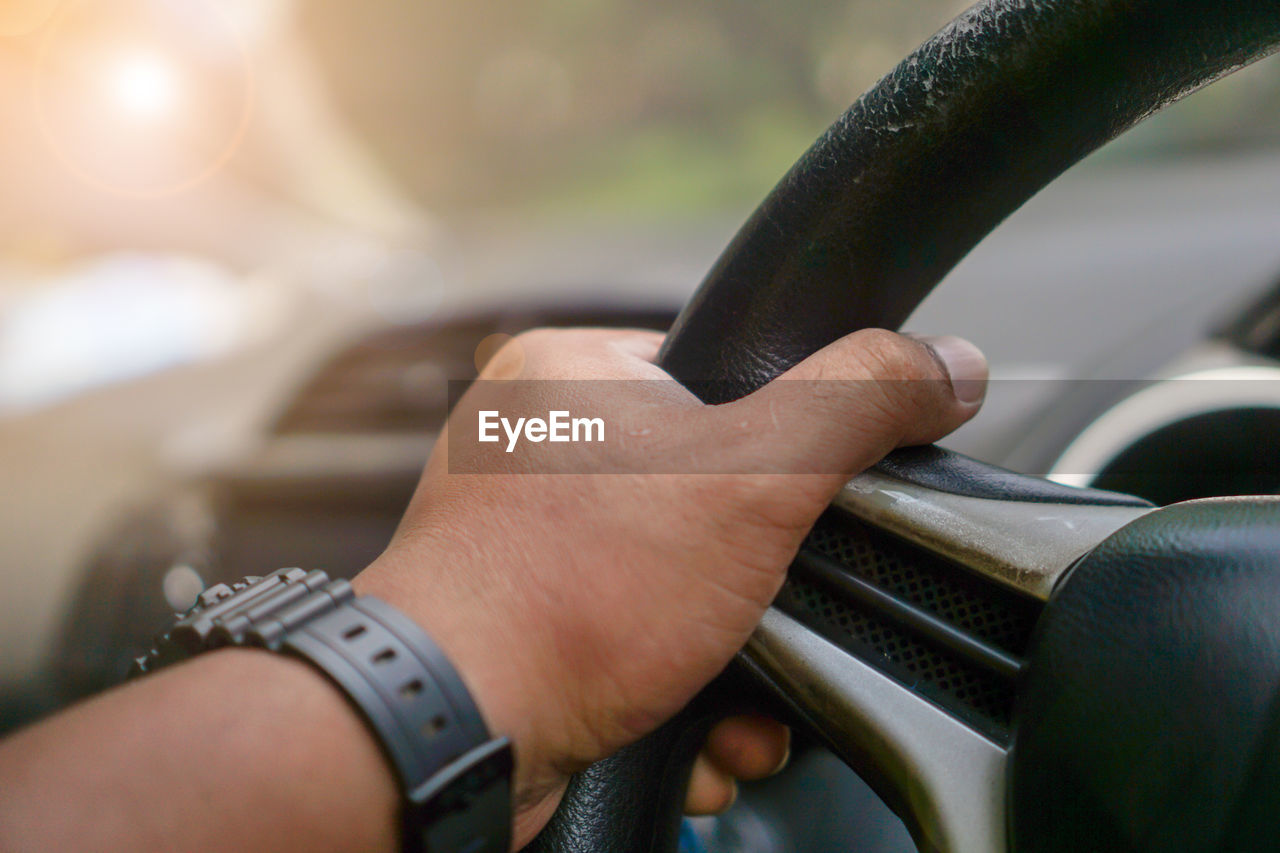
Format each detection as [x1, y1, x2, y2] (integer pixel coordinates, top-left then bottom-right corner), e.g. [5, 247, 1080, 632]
[298, 0, 1280, 216]
[298, 0, 964, 213]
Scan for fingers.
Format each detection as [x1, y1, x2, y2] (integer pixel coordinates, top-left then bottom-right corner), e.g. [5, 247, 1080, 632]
[478, 328, 671, 382]
[703, 714, 790, 779]
[721, 328, 987, 478]
[458, 325, 986, 483]
[685, 754, 738, 815]
[684, 716, 791, 816]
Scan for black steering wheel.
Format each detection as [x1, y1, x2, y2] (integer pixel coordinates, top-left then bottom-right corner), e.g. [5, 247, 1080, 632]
[529, 1, 1280, 851]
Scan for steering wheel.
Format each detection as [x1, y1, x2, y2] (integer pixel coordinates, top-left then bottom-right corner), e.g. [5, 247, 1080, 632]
[528, 1, 1280, 851]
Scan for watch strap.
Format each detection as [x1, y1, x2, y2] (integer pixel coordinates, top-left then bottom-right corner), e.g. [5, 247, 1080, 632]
[132, 568, 512, 853]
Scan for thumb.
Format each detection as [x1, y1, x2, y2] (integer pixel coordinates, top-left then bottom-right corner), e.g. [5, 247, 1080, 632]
[719, 328, 987, 478]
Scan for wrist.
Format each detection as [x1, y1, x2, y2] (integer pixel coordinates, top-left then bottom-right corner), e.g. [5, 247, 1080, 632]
[198, 648, 402, 846]
[135, 568, 514, 853]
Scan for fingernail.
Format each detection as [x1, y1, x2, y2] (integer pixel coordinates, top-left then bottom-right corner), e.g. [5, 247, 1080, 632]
[911, 334, 988, 405]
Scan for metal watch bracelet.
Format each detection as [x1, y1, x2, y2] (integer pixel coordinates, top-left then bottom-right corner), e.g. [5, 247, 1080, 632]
[132, 567, 512, 853]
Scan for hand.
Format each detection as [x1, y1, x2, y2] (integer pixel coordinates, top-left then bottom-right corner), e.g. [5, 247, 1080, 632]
[353, 326, 987, 846]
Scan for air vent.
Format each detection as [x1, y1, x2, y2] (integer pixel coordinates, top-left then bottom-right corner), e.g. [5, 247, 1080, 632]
[775, 507, 1041, 743]
[271, 306, 676, 435]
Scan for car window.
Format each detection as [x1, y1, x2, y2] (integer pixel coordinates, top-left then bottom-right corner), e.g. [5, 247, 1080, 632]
[1, 0, 1278, 411]
[297, 0, 1280, 214]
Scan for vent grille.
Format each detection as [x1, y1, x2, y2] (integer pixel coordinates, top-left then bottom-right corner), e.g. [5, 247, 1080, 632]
[272, 307, 676, 435]
[804, 516, 1036, 654]
[776, 508, 1041, 742]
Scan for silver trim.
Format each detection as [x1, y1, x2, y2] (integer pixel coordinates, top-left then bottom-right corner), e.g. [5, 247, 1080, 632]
[833, 470, 1151, 600]
[745, 608, 1007, 853]
[1049, 365, 1280, 489]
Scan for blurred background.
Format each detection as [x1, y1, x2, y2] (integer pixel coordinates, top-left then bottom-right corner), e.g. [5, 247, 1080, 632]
[3, 1, 1280, 847]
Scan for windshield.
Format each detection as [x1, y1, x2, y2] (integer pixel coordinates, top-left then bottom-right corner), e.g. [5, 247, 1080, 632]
[1, 0, 1279, 412]
[298, 0, 1280, 214]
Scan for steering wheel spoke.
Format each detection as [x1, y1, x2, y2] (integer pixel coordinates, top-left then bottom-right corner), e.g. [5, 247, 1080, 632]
[845, 449, 1153, 601]
[744, 608, 1008, 853]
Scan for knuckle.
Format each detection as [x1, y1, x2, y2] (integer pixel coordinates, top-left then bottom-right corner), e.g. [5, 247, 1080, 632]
[839, 331, 953, 429]
[486, 327, 585, 379]
[876, 372, 946, 423]
[845, 329, 939, 382]
[509, 327, 554, 350]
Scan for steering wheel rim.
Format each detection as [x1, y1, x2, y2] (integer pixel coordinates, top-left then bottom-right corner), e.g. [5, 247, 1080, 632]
[528, 1, 1280, 851]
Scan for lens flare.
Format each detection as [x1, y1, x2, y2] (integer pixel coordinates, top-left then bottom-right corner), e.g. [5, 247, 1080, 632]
[36, 0, 255, 197]
[107, 52, 179, 120]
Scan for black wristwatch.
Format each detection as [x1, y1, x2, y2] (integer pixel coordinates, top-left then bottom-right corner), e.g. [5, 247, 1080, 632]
[132, 568, 513, 853]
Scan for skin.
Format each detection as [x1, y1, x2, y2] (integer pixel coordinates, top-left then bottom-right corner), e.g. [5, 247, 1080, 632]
[0, 326, 986, 851]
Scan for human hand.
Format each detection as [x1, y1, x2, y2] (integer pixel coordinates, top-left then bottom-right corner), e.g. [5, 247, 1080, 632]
[352, 326, 987, 846]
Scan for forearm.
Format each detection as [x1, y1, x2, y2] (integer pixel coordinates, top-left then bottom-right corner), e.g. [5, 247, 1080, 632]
[0, 649, 398, 853]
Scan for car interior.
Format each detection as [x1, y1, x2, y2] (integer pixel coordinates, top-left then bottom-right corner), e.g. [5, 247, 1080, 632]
[4, 1, 1280, 852]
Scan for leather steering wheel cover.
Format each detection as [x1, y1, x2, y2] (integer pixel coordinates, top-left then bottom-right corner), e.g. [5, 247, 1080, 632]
[1010, 499, 1280, 852]
[658, 0, 1280, 397]
[529, 1, 1280, 851]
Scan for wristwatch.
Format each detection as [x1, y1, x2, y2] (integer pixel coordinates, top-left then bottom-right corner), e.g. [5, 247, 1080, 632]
[132, 567, 512, 853]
